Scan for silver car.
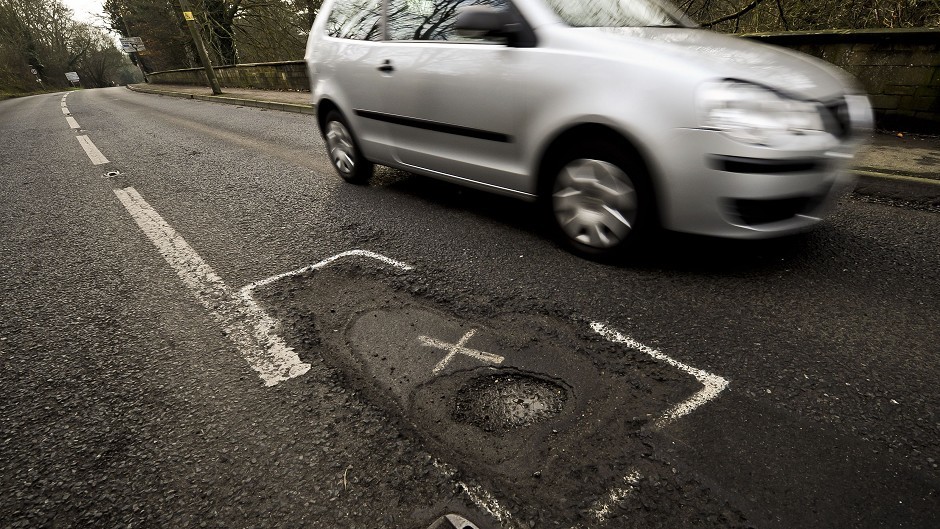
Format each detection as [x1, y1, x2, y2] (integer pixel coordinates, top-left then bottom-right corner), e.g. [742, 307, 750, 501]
[304, 0, 873, 257]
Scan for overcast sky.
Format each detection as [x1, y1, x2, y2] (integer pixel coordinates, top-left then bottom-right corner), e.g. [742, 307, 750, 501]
[62, 0, 105, 24]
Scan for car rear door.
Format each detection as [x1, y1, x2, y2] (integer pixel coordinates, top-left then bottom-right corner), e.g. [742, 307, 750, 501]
[315, 0, 394, 162]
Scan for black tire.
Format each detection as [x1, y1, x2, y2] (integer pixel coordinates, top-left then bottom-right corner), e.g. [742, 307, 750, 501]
[322, 110, 373, 184]
[544, 139, 655, 259]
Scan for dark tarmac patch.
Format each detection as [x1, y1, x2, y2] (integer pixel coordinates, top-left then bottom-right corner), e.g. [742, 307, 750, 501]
[256, 259, 727, 524]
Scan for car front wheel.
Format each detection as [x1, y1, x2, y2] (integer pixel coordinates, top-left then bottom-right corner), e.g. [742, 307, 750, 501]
[548, 142, 653, 258]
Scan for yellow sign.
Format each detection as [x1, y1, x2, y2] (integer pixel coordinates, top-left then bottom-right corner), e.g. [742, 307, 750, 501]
[183, 11, 194, 21]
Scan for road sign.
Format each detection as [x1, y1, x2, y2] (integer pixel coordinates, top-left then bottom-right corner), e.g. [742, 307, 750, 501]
[30, 68, 37, 75]
[65, 72, 80, 82]
[119, 37, 146, 53]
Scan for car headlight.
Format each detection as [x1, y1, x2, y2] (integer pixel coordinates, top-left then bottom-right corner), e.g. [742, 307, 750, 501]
[698, 80, 827, 147]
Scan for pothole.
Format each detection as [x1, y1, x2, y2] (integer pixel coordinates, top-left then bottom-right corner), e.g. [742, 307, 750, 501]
[453, 373, 568, 433]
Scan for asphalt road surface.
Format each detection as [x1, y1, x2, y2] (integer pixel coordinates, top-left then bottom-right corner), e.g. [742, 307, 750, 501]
[1, 87, 937, 529]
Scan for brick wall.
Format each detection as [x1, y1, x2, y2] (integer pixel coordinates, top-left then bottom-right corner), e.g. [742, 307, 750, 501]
[743, 28, 940, 133]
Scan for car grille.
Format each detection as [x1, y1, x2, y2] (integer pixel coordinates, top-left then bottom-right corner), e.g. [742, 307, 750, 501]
[728, 189, 830, 226]
[821, 97, 851, 139]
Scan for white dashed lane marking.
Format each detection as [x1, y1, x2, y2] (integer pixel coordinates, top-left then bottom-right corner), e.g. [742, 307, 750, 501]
[66, 116, 80, 129]
[76, 135, 108, 165]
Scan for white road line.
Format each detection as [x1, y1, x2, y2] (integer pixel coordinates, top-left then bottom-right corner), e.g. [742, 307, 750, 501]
[591, 322, 729, 427]
[113, 187, 311, 386]
[61, 106, 70, 115]
[60, 101, 67, 107]
[66, 116, 80, 129]
[76, 135, 109, 165]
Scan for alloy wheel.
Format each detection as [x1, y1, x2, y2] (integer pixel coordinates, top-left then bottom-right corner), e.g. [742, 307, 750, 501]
[326, 120, 356, 176]
[552, 158, 638, 249]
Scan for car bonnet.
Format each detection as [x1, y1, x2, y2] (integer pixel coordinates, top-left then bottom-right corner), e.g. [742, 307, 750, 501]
[571, 26, 859, 101]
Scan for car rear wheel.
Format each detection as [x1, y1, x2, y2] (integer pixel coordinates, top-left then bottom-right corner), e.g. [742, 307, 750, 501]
[548, 142, 653, 258]
[323, 110, 373, 184]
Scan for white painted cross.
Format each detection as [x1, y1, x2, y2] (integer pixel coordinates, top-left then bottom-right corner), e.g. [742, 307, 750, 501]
[419, 329, 504, 374]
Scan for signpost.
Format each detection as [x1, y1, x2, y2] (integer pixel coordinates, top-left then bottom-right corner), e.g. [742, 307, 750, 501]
[118, 36, 149, 83]
[65, 71, 80, 87]
[119, 37, 146, 53]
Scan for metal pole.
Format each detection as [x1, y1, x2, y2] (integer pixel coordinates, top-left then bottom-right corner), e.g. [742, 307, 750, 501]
[177, 0, 222, 95]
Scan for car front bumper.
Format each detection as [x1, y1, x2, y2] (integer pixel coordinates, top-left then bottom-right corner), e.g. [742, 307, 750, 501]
[655, 128, 863, 239]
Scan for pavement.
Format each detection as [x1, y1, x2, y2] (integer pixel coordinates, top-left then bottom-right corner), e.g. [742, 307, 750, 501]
[127, 83, 940, 209]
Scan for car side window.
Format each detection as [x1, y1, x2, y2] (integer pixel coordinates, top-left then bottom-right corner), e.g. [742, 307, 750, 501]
[386, 0, 510, 42]
[327, 0, 383, 41]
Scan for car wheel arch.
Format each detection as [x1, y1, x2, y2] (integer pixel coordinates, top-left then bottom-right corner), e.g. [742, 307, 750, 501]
[316, 98, 341, 134]
[535, 123, 662, 222]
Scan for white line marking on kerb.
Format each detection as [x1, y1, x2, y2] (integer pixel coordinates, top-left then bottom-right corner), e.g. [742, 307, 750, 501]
[66, 116, 80, 129]
[76, 135, 109, 165]
[591, 322, 729, 427]
[113, 187, 311, 386]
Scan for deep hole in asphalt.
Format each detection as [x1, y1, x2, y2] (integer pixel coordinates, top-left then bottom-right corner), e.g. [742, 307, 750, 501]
[453, 373, 568, 433]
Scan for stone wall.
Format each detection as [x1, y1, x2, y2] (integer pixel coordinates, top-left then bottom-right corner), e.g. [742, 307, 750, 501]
[743, 28, 940, 133]
[148, 60, 308, 92]
[148, 28, 939, 132]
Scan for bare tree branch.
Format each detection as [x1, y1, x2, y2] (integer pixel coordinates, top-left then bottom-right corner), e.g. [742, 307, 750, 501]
[701, 0, 766, 28]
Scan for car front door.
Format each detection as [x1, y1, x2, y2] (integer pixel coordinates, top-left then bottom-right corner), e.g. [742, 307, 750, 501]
[374, 0, 534, 196]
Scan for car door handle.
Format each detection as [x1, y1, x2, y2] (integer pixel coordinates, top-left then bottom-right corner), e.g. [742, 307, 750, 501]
[377, 60, 394, 73]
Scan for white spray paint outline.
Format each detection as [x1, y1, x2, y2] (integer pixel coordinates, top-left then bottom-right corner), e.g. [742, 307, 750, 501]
[111, 175, 724, 526]
[590, 322, 729, 428]
[587, 322, 729, 522]
[419, 328, 505, 374]
[242, 254, 518, 527]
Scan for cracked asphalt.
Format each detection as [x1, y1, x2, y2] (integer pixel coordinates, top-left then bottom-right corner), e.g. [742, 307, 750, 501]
[0, 87, 937, 528]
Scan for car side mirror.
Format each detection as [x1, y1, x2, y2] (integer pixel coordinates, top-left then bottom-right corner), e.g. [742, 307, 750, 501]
[455, 6, 517, 40]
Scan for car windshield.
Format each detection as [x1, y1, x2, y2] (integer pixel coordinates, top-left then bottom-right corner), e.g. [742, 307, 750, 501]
[544, 0, 693, 28]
